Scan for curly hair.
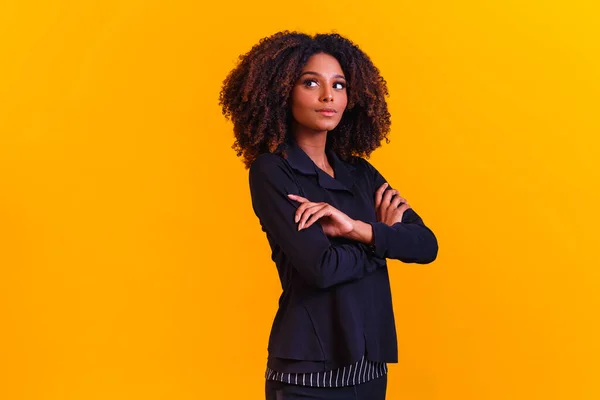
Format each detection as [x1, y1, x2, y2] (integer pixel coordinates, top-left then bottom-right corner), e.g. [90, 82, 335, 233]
[219, 31, 392, 169]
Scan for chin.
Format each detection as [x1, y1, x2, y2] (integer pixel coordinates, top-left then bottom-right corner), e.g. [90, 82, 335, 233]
[312, 121, 341, 132]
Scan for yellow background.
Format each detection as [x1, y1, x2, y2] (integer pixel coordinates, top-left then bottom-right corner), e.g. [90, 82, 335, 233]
[1, 1, 599, 399]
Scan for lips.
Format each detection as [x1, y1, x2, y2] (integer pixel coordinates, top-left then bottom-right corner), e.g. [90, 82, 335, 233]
[316, 108, 337, 116]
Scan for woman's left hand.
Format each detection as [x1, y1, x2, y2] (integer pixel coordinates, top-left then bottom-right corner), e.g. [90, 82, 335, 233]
[374, 183, 411, 226]
[287, 194, 354, 237]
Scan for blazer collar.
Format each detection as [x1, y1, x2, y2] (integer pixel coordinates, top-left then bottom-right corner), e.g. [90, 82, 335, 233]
[285, 139, 356, 193]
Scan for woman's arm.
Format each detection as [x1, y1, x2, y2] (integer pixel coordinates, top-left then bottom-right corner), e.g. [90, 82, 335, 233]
[249, 155, 385, 289]
[287, 194, 374, 246]
[361, 159, 439, 264]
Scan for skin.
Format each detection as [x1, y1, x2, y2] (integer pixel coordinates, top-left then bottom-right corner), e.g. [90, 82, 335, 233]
[287, 53, 411, 244]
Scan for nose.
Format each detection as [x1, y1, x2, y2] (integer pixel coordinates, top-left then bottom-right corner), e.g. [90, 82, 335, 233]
[321, 86, 333, 102]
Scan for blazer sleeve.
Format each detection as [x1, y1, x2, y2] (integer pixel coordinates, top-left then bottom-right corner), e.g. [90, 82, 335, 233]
[249, 155, 385, 289]
[360, 158, 439, 264]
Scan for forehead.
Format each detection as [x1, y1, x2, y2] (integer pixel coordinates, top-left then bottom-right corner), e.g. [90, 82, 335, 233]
[301, 53, 344, 75]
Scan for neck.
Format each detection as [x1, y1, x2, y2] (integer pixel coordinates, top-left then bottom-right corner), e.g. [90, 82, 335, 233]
[291, 130, 330, 170]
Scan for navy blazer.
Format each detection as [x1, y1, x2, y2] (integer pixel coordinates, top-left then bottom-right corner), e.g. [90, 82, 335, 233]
[248, 139, 438, 373]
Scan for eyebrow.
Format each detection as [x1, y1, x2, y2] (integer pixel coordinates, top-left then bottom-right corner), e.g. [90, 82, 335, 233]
[299, 71, 346, 80]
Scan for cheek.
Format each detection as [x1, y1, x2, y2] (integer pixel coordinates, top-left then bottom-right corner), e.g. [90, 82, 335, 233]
[292, 90, 313, 108]
[340, 92, 349, 110]
[290, 91, 314, 119]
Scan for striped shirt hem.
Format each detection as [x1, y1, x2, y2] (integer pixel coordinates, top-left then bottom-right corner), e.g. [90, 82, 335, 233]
[265, 355, 388, 388]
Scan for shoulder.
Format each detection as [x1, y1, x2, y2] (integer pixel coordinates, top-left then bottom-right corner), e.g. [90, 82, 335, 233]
[248, 152, 301, 203]
[346, 155, 378, 176]
[248, 152, 294, 182]
[347, 155, 371, 168]
[346, 155, 387, 189]
[250, 152, 284, 170]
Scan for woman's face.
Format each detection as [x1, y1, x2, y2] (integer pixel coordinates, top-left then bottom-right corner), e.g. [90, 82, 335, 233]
[289, 52, 348, 134]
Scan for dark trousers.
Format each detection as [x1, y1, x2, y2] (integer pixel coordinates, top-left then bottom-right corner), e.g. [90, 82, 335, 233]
[265, 374, 387, 400]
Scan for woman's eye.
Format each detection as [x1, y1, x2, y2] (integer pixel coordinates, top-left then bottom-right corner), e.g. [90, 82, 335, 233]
[301, 79, 345, 89]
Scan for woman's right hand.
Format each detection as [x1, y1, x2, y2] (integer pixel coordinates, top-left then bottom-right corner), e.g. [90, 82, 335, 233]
[287, 194, 355, 237]
[374, 183, 411, 226]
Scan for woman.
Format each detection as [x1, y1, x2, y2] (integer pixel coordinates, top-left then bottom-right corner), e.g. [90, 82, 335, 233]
[219, 31, 438, 400]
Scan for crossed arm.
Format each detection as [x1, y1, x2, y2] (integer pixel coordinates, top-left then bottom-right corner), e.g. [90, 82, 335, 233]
[287, 181, 411, 244]
[249, 156, 438, 289]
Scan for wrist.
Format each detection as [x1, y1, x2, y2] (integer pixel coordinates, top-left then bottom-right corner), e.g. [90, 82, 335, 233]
[346, 219, 374, 245]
